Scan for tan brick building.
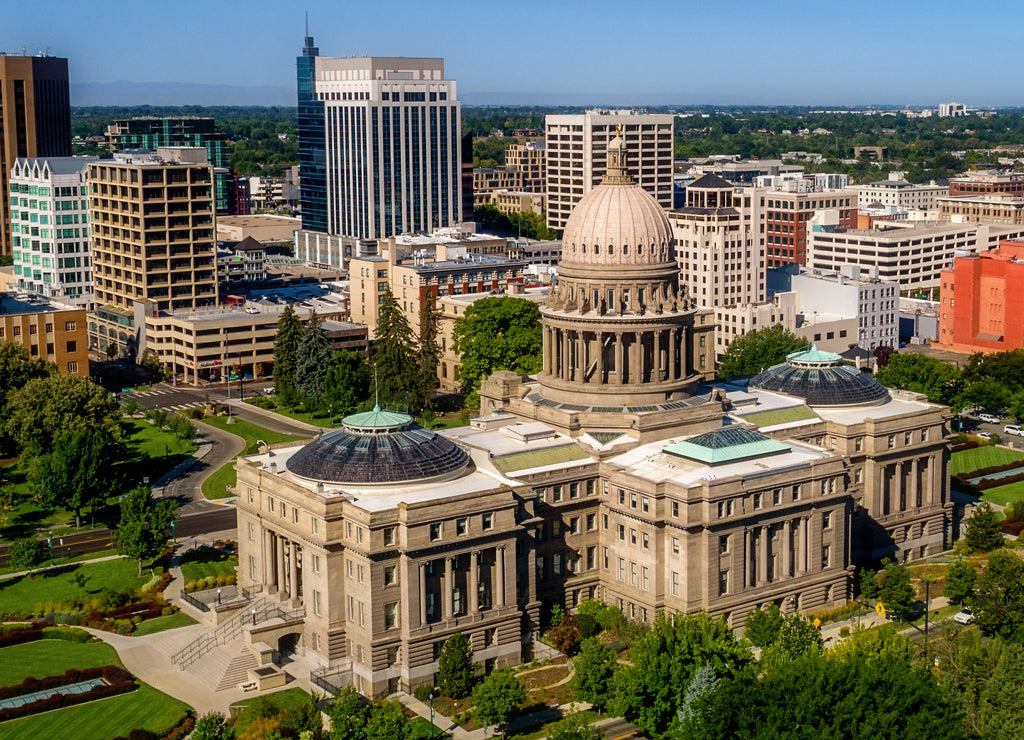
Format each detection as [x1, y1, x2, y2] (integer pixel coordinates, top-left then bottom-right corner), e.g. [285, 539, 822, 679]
[0, 292, 88, 375]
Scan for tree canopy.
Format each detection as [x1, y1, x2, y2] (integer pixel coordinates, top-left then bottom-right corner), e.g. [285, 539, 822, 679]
[372, 286, 419, 410]
[295, 316, 335, 406]
[437, 631, 476, 699]
[875, 352, 965, 409]
[30, 426, 121, 528]
[116, 486, 177, 575]
[570, 637, 619, 711]
[472, 669, 526, 731]
[416, 299, 441, 411]
[452, 296, 543, 398]
[971, 549, 1024, 641]
[322, 350, 372, 417]
[715, 324, 809, 379]
[272, 304, 305, 406]
[612, 612, 752, 736]
[965, 501, 1005, 553]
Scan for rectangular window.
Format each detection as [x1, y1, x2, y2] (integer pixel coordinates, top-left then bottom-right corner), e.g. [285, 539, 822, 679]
[617, 524, 625, 541]
[312, 555, 321, 574]
[553, 553, 563, 576]
[553, 485, 563, 502]
[618, 557, 625, 580]
[888, 434, 896, 449]
[603, 546, 609, 568]
[753, 493, 763, 510]
[905, 431, 913, 445]
[586, 513, 596, 531]
[630, 562, 638, 586]
[357, 527, 364, 544]
[347, 595, 354, 620]
[358, 565, 365, 583]
[359, 601, 366, 627]
[313, 590, 322, 616]
[345, 521, 352, 538]
[248, 522, 255, 540]
[456, 517, 468, 536]
[922, 428, 929, 442]
[383, 526, 395, 545]
[672, 536, 680, 554]
[384, 565, 397, 586]
[482, 513, 494, 530]
[642, 566, 649, 590]
[641, 532, 649, 549]
[793, 484, 802, 501]
[249, 555, 257, 579]
[718, 570, 729, 596]
[587, 546, 596, 570]
[347, 559, 354, 578]
[384, 602, 398, 630]
[293, 509, 299, 524]
[671, 501, 679, 517]
[630, 528, 637, 545]
[823, 512, 833, 529]
[641, 496, 649, 513]
[630, 492, 638, 509]
[570, 516, 580, 535]
[821, 544, 831, 569]
[312, 518, 319, 535]
[854, 437, 863, 452]
[719, 535, 730, 554]
[618, 489, 626, 505]
[430, 523, 442, 541]
[772, 489, 781, 506]
[672, 571, 680, 596]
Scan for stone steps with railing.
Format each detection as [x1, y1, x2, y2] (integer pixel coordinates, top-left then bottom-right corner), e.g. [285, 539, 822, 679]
[171, 594, 275, 671]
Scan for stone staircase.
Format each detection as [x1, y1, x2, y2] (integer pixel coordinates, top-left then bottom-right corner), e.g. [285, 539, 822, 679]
[216, 649, 259, 691]
[171, 594, 277, 671]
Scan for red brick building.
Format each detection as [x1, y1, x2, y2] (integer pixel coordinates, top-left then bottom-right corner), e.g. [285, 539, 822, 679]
[948, 172, 1024, 198]
[937, 240, 1024, 354]
[764, 190, 857, 268]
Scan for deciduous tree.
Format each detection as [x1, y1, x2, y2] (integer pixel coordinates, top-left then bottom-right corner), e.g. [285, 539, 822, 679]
[944, 561, 978, 604]
[328, 687, 370, 740]
[612, 612, 752, 737]
[452, 296, 542, 399]
[980, 642, 1024, 740]
[743, 604, 784, 648]
[548, 712, 600, 740]
[570, 637, 618, 711]
[971, 549, 1024, 640]
[715, 324, 810, 379]
[875, 352, 965, 409]
[878, 561, 916, 616]
[30, 426, 121, 528]
[472, 669, 526, 735]
[322, 350, 372, 417]
[365, 700, 408, 740]
[115, 486, 177, 575]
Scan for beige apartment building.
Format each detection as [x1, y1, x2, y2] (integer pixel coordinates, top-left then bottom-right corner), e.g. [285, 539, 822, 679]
[223, 135, 951, 701]
[0, 292, 88, 375]
[545, 110, 674, 231]
[938, 192, 1024, 225]
[474, 190, 545, 217]
[88, 148, 218, 357]
[505, 140, 546, 192]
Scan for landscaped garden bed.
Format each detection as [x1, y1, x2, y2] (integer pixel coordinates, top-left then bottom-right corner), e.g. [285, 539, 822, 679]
[0, 664, 136, 722]
[180, 545, 238, 592]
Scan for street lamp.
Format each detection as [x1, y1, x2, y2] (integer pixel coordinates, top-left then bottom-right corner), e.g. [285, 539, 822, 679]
[251, 607, 257, 625]
[217, 588, 222, 605]
[429, 690, 436, 739]
[47, 531, 53, 567]
[171, 520, 177, 546]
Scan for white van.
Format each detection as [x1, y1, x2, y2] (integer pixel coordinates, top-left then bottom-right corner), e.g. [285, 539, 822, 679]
[1004, 424, 1024, 437]
[979, 413, 1001, 424]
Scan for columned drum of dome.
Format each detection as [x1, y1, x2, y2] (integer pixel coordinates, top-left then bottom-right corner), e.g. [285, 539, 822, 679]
[538, 132, 704, 406]
[285, 405, 469, 484]
[748, 347, 891, 407]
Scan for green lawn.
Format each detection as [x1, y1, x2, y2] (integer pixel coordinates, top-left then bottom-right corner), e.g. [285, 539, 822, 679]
[983, 480, 1024, 507]
[507, 711, 599, 740]
[951, 445, 1024, 476]
[0, 556, 154, 616]
[1, 682, 190, 740]
[200, 417, 306, 499]
[0, 639, 191, 740]
[131, 612, 197, 636]
[409, 716, 451, 739]
[0, 639, 122, 686]
[0, 550, 117, 578]
[255, 401, 336, 428]
[180, 546, 237, 582]
[0, 419, 195, 540]
[230, 687, 311, 736]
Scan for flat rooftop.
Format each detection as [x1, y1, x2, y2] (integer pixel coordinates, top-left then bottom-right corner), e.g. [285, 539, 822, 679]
[0, 293, 78, 315]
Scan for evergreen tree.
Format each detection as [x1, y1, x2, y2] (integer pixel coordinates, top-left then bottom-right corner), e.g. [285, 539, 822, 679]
[372, 286, 418, 409]
[437, 631, 476, 698]
[295, 316, 336, 408]
[323, 350, 373, 418]
[273, 305, 305, 406]
[965, 501, 1005, 553]
[416, 298, 442, 412]
[980, 643, 1024, 740]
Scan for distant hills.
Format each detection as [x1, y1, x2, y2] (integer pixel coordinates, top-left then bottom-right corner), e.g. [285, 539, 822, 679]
[71, 81, 295, 107]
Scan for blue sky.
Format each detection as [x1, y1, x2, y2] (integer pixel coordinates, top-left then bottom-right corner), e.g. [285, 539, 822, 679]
[5, 0, 1023, 106]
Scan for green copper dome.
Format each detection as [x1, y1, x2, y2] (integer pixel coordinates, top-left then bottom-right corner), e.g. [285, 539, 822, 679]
[342, 405, 411, 432]
[786, 346, 843, 366]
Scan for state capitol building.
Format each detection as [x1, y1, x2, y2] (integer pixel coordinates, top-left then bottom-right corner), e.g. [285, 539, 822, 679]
[234, 133, 952, 697]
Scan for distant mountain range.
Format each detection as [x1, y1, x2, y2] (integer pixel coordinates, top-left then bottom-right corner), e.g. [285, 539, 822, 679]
[71, 81, 295, 107]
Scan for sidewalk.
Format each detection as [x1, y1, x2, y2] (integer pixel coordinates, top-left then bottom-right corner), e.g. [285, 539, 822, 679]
[395, 693, 593, 740]
[818, 596, 953, 644]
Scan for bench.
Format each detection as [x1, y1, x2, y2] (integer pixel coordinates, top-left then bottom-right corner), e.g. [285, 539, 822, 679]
[237, 681, 258, 692]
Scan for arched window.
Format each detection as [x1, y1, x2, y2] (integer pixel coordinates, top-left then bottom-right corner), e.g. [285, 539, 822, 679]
[624, 245, 629, 255]
[609, 245, 615, 256]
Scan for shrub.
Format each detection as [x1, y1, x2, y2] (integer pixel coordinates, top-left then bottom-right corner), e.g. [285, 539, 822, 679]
[574, 612, 599, 639]
[185, 580, 197, 593]
[161, 605, 176, 617]
[41, 626, 92, 642]
[548, 617, 582, 656]
[8, 537, 46, 571]
[414, 683, 435, 702]
[839, 626, 851, 638]
[97, 587, 136, 610]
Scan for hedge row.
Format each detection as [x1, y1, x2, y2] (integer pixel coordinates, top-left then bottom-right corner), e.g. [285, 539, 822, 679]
[0, 665, 136, 722]
[954, 469, 1024, 496]
[951, 440, 982, 454]
[0, 624, 95, 647]
[111, 712, 195, 740]
[1000, 516, 1024, 536]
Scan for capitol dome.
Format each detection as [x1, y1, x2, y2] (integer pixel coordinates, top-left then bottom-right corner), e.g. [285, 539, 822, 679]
[285, 406, 469, 485]
[749, 347, 890, 407]
[560, 133, 674, 267]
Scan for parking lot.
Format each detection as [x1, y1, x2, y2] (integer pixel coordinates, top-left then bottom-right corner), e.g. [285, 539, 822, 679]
[959, 412, 1024, 447]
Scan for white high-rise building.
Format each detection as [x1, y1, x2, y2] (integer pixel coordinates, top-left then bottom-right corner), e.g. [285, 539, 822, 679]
[9, 157, 98, 308]
[545, 109, 674, 231]
[314, 56, 461, 240]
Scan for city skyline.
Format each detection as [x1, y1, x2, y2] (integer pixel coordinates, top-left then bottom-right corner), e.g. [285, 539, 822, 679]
[5, 0, 1024, 107]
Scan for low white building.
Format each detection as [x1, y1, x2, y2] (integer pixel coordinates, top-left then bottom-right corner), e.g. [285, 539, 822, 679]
[9, 157, 99, 309]
[852, 172, 948, 212]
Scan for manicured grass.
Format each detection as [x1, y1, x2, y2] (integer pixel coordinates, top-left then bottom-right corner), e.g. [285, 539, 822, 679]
[0, 556, 155, 616]
[951, 445, 1024, 476]
[0, 550, 116, 578]
[258, 401, 336, 428]
[982, 480, 1024, 507]
[0, 638, 191, 740]
[131, 612, 197, 636]
[180, 546, 237, 582]
[409, 716, 451, 739]
[0, 639, 122, 686]
[1, 682, 190, 740]
[908, 603, 961, 628]
[200, 416, 306, 499]
[230, 687, 311, 736]
[507, 711, 599, 740]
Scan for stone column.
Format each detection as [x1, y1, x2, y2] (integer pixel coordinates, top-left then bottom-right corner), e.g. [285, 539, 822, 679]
[783, 519, 792, 578]
[496, 547, 506, 607]
[757, 527, 768, 585]
[543, 327, 551, 372]
[289, 541, 299, 601]
[615, 332, 624, 382]
[743, 529, 751, 588]
[912, 458, 921, 508]
[596, 331, 605, 384]
[564, 328, 572, 381]
[898, 463, 907, 512]
[264, 528, 276, 591]
[633, 331, 643, 381]
[419, 562, 428, 625]
[470, 551, 479, 613]
[798, 517, 808, 574]
[276, 534, 287, 598]
[444, 556, 454, 619]
[670, 328, 678, 379]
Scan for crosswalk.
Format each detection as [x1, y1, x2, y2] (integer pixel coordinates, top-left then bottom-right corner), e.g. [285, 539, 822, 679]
[132, 389, 175, 397]
[167, 401, 207, 411]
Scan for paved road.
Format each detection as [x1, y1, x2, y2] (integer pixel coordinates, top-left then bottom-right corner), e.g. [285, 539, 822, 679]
[0, 508, 237, 567]
[597, 718, 646, 740]
[159, 422, 245, 515]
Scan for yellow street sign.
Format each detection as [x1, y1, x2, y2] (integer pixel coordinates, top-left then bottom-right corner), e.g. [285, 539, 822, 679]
[812, 617, 821, 628]
[875, 602, 886, 617]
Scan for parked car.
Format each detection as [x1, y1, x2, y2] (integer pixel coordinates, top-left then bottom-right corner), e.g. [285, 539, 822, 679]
[263, 387, 275, 395]
[976, 432, 993, 440]
[979, 413, 1001, 424]
[953, 607, 975, 625]
[1004, 424, 1024, 437]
